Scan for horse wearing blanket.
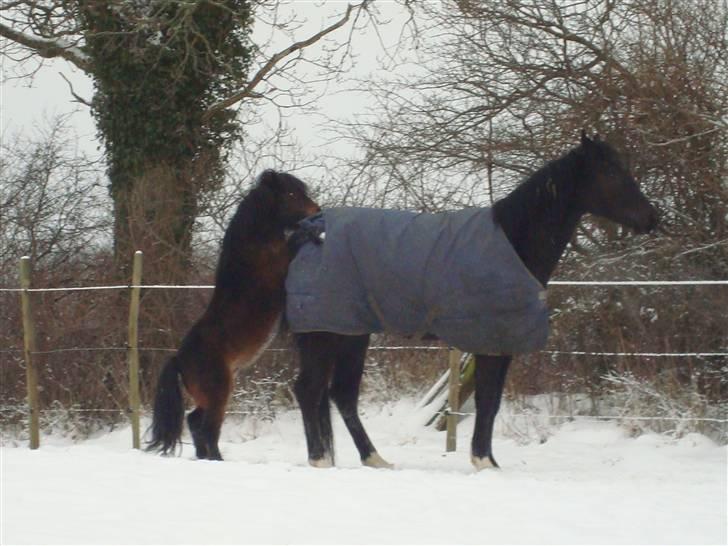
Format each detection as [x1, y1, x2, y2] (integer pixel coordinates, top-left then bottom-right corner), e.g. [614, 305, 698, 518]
[286, 133, 659, 471]
[287, 207, 548, 355]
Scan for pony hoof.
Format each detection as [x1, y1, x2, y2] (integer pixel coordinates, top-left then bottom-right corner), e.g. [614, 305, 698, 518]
[471, 455, 499, 471]
[309, 457, 333, 468]
[363, 452, 394, 469]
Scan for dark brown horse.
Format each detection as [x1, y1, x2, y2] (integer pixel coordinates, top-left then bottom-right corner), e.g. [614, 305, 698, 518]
[147, 170, 319, 460]
[291, 133, 659, 470]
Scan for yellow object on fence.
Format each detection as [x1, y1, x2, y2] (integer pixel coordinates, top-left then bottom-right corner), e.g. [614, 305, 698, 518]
[445, 348, 463, 452]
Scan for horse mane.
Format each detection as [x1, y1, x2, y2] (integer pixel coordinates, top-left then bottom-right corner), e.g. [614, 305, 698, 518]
[213, 170, 292, 291]
[493, 145, 586, 240]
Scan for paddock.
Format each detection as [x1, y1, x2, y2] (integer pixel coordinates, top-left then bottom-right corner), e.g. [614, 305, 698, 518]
[7, 258, 726, 453]
[2, 257, 726, 544]
[2, 402, 725, 545]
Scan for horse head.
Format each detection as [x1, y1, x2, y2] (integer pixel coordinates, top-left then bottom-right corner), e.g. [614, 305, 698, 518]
[575, 132, 659, 234]
[258, 170, 320, 229]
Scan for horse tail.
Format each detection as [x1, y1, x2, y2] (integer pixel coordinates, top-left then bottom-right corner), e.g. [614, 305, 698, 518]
[147, 355, 185, 455]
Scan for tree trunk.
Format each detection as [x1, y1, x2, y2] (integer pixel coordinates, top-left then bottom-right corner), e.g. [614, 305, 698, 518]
[79, 1, 251, 283]
[112, 160, 200, 284]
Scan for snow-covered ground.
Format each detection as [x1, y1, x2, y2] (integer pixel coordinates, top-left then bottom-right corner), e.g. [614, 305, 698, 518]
[2, 400, 726, 545]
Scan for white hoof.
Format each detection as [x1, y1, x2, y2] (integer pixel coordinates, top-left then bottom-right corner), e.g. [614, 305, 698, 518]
[309, 456, 333, 468]
[471, 456, 498, 471]
[363, 452, 394, 469]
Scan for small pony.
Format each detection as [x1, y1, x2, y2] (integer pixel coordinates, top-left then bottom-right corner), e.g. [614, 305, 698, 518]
[147, 170, 319, 460]
[288, 132, 659, 470]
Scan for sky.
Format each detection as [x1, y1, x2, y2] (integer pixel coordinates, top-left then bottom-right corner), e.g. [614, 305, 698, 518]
[0, 2, 411, 168]
[1, 55, 97, 152]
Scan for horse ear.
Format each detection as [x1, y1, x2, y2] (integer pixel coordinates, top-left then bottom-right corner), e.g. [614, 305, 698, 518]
[253, 180, 277, 216]
[580, 129, 591, 146]
[258, 170, 281, 193]
[593, 133, 602, 142]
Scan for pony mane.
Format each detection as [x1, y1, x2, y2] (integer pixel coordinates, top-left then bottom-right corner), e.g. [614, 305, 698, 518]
[214, 171, 287, 289]
[227, 170, 285, 236]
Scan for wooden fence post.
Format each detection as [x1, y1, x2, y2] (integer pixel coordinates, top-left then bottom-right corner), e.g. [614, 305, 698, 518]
[127, 251, 143, 449]
[19, 256, 40, 449]
[446, 348, 462, 452]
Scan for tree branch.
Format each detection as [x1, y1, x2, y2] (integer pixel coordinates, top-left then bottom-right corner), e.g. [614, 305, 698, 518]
[0, 22, 91, 73]
[203, 2, 366, 121]
[58, 72, 92, 107]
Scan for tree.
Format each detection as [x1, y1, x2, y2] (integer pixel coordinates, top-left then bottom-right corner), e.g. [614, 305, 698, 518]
[338, 0, 727, 239]
[1, 0, 369, 281]
[0, 115, 108, 282]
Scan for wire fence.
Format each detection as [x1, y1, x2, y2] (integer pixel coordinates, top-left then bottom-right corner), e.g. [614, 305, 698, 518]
[2, 273, 727, 446]
[3, 279, 728, 293]
[2, 346, 728, 358]
[444, 411, 728, 423]
[3, 278, 727, 359]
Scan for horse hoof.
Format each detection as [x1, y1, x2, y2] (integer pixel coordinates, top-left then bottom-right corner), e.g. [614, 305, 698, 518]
[471, 455, 499, 471]
[309, 457, 333, 468]
[363, 452, 394, 469]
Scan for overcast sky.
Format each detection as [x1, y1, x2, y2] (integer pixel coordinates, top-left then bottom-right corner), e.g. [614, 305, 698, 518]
[0, 2, 411, 168]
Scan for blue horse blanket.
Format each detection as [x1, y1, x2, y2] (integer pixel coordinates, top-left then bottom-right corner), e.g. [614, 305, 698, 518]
[285, 207, 549, 355]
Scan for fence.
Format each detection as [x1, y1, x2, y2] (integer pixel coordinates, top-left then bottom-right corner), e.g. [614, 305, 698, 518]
[2, 252, 727, 451]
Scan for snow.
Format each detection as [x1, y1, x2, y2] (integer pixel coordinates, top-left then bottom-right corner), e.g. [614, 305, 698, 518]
[2, 401, 726, 545]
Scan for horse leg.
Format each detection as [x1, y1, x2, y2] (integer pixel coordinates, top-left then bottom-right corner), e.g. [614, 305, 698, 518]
[294, 333, 336, 467]
[318, 390, 334, 464]
[330, 335, 393, 469]
[192, 362, 232, 461]
[198, 400, 227, 461]
[471, 354, 512, 471]
[202, 375, 233, 461]
[186, 407, 208, 459]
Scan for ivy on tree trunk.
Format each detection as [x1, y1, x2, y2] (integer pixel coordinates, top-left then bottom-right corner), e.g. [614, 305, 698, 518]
[80, 0, 253, 281]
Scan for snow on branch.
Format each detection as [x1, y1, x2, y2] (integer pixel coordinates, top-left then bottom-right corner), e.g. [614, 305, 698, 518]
[0, 22, 91, 73]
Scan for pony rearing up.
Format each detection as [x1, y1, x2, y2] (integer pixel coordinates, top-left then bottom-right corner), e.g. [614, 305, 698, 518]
[147, 170, 319, 460]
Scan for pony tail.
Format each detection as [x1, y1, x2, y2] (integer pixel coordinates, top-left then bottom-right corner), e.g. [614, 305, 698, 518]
[147, 356, 185, 455]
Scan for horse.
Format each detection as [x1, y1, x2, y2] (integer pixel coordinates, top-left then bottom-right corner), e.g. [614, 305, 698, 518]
[288, 132, 659, 470]
[147, 170, 319, 460]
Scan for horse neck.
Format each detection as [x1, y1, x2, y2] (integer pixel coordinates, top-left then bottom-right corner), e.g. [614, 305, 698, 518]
[213, 214, 287, 295]
[494, 154, 585, 286]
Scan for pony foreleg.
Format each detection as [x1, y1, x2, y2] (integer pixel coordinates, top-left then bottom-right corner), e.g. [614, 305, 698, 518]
[471, 355, 511, 471]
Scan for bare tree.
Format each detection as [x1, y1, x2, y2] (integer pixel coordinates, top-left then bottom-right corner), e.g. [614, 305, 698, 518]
[336, 0, 727, 237]
[0, 115, 108, 283]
